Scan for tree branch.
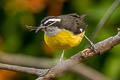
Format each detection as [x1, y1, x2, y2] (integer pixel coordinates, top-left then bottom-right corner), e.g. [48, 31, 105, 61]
[0, 53, 108, 80]
[0, 63, 49, 76]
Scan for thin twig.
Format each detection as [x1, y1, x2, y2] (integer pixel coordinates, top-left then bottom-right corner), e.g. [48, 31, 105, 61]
[0, 63, 49, 76]
[91, 0, 120, 40]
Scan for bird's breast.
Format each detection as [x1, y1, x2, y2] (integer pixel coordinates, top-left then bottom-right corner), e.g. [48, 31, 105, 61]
[44, 29, 85, 50]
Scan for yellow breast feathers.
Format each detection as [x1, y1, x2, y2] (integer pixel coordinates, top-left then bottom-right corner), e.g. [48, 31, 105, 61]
[44, 29, 85, 50]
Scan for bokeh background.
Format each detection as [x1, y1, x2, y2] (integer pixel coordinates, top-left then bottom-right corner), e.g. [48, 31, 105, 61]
[0, 0, 120, 80]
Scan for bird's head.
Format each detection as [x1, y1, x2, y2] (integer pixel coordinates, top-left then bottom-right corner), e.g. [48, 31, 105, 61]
[36, 16, 62, 36]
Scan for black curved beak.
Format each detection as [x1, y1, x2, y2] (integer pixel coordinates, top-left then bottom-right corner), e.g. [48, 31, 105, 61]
[35, 25, 47, 33]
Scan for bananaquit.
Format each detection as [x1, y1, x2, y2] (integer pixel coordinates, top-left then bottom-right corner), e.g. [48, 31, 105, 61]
[34, 13, 96, 63]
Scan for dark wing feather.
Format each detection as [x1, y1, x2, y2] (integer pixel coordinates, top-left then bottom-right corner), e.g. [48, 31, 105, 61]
[59, 13, 88, 34]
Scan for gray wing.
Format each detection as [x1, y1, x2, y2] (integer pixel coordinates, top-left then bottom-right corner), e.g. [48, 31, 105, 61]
[59, 13, 88, 34]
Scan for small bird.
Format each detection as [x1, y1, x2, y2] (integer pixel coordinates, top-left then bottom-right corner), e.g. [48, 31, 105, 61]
[28, 13, 96, 63]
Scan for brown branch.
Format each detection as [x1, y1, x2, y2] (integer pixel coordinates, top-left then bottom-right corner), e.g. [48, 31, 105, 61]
[0, 53, 108, 80]
[0, 63, 49, 76]
[37, 29, 120, 80]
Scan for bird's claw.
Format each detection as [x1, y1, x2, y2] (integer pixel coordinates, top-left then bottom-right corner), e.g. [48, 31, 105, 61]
[90, 44, 97, 53]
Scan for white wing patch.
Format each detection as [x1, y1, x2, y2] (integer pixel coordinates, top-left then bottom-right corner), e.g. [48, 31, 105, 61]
[80, 28, 83, 32]
[44, 19, 61, 24]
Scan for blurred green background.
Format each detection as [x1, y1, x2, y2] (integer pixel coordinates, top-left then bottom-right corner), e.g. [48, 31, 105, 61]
[0, 0, 120, 80]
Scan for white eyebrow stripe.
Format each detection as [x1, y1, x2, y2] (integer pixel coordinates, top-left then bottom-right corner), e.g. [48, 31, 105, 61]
[44, 19, 61, 24]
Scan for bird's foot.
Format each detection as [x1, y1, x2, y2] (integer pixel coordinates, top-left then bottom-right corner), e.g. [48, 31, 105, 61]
[89, 43, 97, 53]
[84, 35, 97, 53]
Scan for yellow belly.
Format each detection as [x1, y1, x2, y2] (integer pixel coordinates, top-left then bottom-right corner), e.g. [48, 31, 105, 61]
[44, 29, 85, 50]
